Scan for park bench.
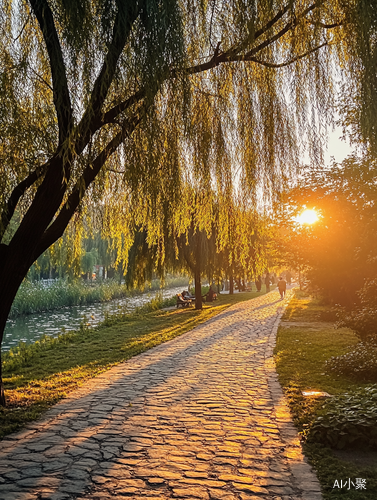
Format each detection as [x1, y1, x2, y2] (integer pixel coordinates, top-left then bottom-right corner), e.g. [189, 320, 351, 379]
[176, 293, 192, 308]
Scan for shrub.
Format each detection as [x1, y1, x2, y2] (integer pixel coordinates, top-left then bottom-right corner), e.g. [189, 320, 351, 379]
[325, 339, 377, 381]
[306, 385, 377, 449]
[337, 279, 377, 341]
[135, 293, 177, 313]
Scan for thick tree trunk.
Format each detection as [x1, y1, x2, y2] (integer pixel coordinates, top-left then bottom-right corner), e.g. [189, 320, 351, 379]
[0, 157, 69, 407]
[0, 249, 28, 407]
[229, 270, 234, 295]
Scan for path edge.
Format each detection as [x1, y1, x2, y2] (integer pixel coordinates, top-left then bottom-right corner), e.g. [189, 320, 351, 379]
[266, 290, 324, 500]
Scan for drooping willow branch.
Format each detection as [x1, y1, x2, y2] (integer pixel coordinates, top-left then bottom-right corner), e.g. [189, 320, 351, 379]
[35, 114, 143, 257]
[1, 0, 340, 245]
[245, 42, 328, 68]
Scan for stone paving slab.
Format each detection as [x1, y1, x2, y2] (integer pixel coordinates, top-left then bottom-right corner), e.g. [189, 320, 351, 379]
[0, 288, 323, 500]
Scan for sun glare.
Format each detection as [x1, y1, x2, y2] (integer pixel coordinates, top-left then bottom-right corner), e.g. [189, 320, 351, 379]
[296, 209, 318, 225]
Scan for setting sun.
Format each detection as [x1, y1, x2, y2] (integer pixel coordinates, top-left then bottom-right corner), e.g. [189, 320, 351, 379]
[296, 209, 319, 225]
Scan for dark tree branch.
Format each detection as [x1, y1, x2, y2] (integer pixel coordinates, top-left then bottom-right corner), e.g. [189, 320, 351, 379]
[245, 42, 328, 67]
[76, 2, 142, 141]
[78, 2, 334, 146]
[243, 2, 319, 59]
[29, 0, 73, 144]
[102, 89, 147, 127]
[29, 66, 53, 91]
[35, 115, 142, 257]
[0, 163, 48, 241]
[13, 13, 31, 42]
[306, 19, 344, 28]
[71, 89, 146, 159]
[105, 168, 126, 174]
[185, 1, 330, 75]
[73, 1, 319, 141]
[227, 2, 291, 56]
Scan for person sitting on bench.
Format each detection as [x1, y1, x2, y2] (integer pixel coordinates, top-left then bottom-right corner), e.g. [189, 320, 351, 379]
[176, 293, 192, 307]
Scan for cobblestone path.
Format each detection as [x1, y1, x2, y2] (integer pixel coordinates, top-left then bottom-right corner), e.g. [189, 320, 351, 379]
[0, 289, 323, 500]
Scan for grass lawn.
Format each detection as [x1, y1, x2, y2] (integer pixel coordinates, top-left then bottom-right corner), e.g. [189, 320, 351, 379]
[275, 290, 377, 499]
[1, 287, 268, 439]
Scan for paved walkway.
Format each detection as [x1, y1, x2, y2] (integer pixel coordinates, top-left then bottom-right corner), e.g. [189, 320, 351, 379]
[0, 288, 322, 500]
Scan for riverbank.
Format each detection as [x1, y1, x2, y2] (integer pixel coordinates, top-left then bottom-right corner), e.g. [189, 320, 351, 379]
[1, 288, 268, 439]
[4, 285, 189, 351]
[9, 276, 189, 318]
[274, 290, 377, 499]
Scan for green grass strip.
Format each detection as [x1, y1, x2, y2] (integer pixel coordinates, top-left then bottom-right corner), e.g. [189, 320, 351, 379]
[1, 289, 266, 439]
[274, 290, 377, 499]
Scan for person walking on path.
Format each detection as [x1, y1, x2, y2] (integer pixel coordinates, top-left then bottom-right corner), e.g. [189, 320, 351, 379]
[278, 276, 287, 299]
[0, 286, 322, 500]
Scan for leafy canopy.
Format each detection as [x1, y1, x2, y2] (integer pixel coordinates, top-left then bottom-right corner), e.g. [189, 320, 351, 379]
[0, 0, 353, 251]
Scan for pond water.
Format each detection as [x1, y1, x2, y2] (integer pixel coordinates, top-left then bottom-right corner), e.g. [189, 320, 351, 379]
[3, 286, 185, 351]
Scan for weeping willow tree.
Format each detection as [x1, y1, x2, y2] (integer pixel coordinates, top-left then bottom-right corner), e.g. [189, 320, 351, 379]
[0, 0, 363, 405]
[122, 183, 290, 309]
[336, 0, 377, 154]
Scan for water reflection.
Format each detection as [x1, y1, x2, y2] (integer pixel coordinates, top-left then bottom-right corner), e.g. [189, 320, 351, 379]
[3, 286, 184, 351]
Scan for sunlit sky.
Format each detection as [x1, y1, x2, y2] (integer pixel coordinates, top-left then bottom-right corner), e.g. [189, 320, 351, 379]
[325, 126, 353, 165]
[300, 124, 354, 168]
[295, 208, 319, 224]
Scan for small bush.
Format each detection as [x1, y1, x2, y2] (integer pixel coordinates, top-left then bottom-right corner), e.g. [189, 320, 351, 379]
[306, 385, 377, 449]
[337, 306, 377, 342]
[135, 293, 176, 313]
[337, 279, 377, 341]
[325, 339, 377, 381]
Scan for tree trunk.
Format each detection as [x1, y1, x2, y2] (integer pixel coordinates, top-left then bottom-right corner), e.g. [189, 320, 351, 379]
[0, 249, 28, 407]
[194, 232, 202, 310]
[0, 158, 69, 406]
[0, 363, 5, 406]
[229, 270, 234, 295]
[194, 267, 202, 310]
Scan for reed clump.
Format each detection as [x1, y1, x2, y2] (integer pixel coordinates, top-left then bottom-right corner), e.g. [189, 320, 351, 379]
[9, 276, 189, 318]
